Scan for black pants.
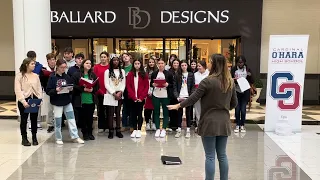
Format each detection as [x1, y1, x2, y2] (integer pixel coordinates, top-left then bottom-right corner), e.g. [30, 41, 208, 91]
[18, 97, 38, 136]
[129, 100, 145, 130]
[97, 94, 109, 130]
[169, 99, 179, 129]
[108, 100, 122, 129]
[178, 106, 192, 128]
[144, 109, 154, 123]
[79, 103, 95, 135]
[73, 106, 80, 127]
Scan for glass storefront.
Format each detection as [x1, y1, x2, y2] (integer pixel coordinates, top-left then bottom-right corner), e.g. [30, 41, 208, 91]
[52, 38, 239, 66]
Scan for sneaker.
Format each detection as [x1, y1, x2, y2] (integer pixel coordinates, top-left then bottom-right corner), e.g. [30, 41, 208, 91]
[131, 130, 137, 138]
[98, 129, 105, 133]
[234, 126, 240, 133]
[185, 128, 191, 138]
[73, 138, 85, 144]
[151, 123, 157, 131]
[167, 128, 173, 132]
[240, 126, 246, 133]
[175, 128, 181, 138]
[136, 130, 142, 138]
[155, 129, 161, 138]
[37, 123, 42, 130]
[160, 130, 166, 138]
[56, 140, 63, 145]
[146, 123, 151, 131]
[47, 126, 54, 133]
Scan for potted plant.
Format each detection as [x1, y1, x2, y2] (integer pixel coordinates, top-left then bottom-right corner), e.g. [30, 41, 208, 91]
[252, 78, 263, 104]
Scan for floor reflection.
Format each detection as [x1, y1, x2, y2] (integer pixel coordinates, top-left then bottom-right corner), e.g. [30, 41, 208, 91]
[6, 125, 311, 180]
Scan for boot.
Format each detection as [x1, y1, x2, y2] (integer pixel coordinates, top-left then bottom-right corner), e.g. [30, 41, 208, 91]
[82, 131, 89, 141]
[21, 135, 31, 146]
[108, 128, 114, 139]
[116, 127, 123, 138]
[32, 133, 38, 146]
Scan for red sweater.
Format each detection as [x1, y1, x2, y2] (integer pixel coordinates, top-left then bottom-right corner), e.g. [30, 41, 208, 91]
[126, 71, 149, 101]
[93, 64, 109, 95]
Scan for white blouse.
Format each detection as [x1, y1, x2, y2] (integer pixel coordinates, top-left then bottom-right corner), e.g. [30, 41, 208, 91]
[104, 69, 126, 95]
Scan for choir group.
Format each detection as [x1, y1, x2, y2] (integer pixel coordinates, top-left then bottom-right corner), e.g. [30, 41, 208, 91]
[14, 47, 253, 147]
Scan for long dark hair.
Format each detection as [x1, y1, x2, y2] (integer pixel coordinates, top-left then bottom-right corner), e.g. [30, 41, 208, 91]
[109, 56, 124, 80]
[19, 58, 35, 75]
[131, 59, 146, 79]
[209, 54, 233, 93]
[170, 59, 182, 84]
[235, 55, 247, 68]
[80, 59, 94, 79]
[146, 57, 158, 74]
[188, 59, 198, 73]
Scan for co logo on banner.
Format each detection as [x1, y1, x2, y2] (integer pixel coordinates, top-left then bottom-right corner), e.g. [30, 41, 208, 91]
[270, 72, 301, 110]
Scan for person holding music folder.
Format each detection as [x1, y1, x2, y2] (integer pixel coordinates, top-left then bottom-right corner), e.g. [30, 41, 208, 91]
[46, 59, 84, 145]
[126, 59, 149, 138]
[150, 58, 175, 138]
[231, 55, 254, 133]
[168, 54, 238, 180]
[72, 59, 99, 141]
[104, 56, 125, 139]
[15, 58, 43, 146]
[40, 53, 57, 133]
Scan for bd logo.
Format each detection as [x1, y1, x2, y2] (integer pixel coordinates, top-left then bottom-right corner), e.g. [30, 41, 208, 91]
[270, 72, 301, 110]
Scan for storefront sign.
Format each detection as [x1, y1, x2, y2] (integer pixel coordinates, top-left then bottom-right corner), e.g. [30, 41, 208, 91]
[51, 11, 116, 23]
[265, 35, 309, 132]
[51, 8, 229, 26]
[160, 10, 229, 24]
[51, 0, 262, 37]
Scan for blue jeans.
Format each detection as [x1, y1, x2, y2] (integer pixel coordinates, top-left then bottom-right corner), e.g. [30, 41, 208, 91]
[235, 91, 249, 126]
[202, 136, 229, 180]
[53, 103, 79, 141]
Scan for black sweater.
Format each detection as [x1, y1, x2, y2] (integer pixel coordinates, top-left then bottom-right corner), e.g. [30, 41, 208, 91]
[71, 71, 99, 108]
[46, 73, 73, 106]
[173, 72, 195, 98]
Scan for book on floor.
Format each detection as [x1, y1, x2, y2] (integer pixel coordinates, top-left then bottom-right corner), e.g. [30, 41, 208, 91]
[161, 156, 182, 165]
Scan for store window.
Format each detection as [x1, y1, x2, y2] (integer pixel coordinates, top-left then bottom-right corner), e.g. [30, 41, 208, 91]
[93, 38, 109, 63]
[116, 38, 163, 66]
[165, 38, 187, 61]
[191, 39, 237, 67]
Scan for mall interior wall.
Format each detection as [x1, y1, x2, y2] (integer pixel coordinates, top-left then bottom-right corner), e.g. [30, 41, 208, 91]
[260, 0, 320, 105]
[0, 0, 15, 99]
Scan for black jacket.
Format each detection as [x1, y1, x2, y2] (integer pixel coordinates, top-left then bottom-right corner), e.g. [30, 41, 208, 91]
[46, 73, 73, 106]
[67, 65, 80, 77]
[150, 70, 175, 99]
[71, 71, 99, 108]
[173, 72, 195, 98]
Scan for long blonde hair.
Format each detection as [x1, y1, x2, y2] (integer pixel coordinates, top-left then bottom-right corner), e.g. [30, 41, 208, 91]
[209, 54, 233, 93]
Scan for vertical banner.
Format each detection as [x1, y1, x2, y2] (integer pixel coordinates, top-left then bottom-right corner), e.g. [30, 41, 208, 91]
[265, 35, 309, 132]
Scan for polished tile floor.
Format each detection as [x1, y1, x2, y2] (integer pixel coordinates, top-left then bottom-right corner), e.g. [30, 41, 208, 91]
[0, 120, 313, 180]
